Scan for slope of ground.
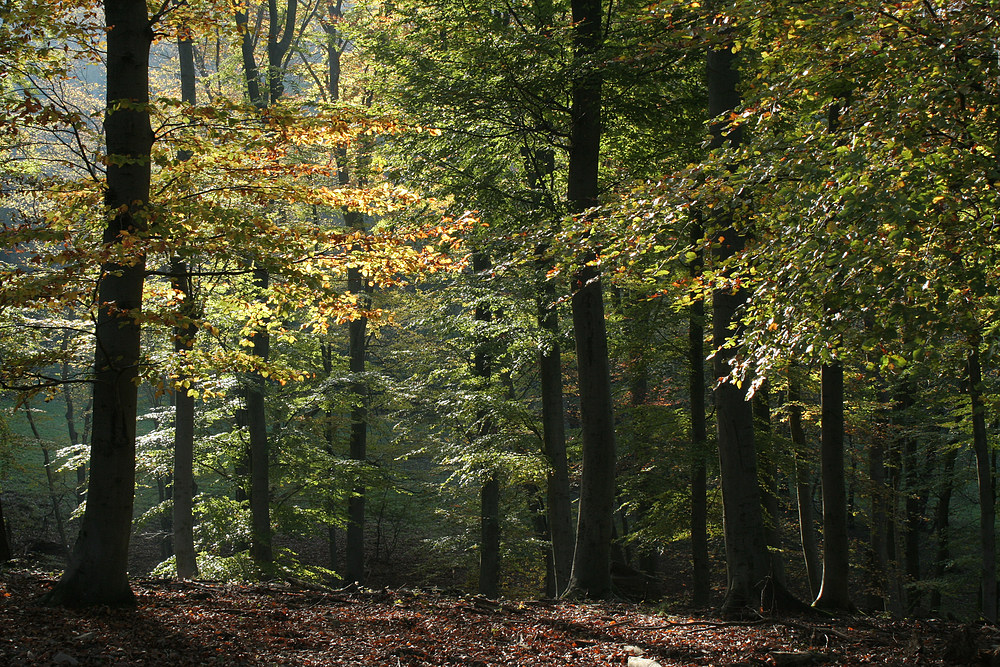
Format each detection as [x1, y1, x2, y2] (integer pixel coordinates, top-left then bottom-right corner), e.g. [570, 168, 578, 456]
[0, 570, 996, 666]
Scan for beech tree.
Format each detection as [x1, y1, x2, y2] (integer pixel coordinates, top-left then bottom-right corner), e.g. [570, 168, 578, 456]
[45, 0, 154, 607]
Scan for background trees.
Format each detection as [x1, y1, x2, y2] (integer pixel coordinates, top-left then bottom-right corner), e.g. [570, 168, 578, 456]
[0, 0, 997, 621]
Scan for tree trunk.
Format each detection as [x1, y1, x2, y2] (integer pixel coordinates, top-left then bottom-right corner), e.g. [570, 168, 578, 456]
[25, 404, 68, 553]
[537, 272, 573, 596]
[787, 370, 821, 599]
[172, 35, 199, 581]
[688, 224, 711, 607]
[60, 343, 87, 505]
[320, 342, 340, 579]
[813, 362, 852, 611]
[46, 0, 152, 606]
[929, 443, 958, 613]
[866, 410, 900, 614]
[480, 474, 501, 598]
[344, 259, 368, 585]
[754, 381, 786, 586]
[0, 491, 10, 562]
[235, 0, 296, 571]
[707, 40, 773, 616]
[247, 266, 273, 567]
[526, 146, 573, 598]
[896, 380, 926, 614]
[968, 346, 997, 623]
[563, 0, 615, 601]
[473, 251, 501, 598]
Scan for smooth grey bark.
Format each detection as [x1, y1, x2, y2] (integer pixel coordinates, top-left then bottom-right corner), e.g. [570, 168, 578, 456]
[967, 346, 997, 623]
[172, 35, 199, 581]
[562, 0, 616, 601]
[813, 362, 852, 611]
[787, 370, 821, 599]
[46, 0, 152, 607]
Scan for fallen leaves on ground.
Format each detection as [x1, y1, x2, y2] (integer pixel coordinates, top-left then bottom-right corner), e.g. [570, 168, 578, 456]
[0, 570, 997, 666]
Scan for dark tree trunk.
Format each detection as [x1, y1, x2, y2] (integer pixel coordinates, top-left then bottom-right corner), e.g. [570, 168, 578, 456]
[344, 257, 368, 585]
[754, 381, 785, 587]
[25, 405, 68, 553]
[473, 251, 501, 598]
[707, 41, 774, 616]
[234, 11, 271, 567]
[480, 474, 501, 598]
[172, 35, 199, 581]
[325, 1, 367, 583]
[563, 0, 615, 601]
[787, 370, 821, 599]
[929, 443, 958, 613]
[321, 0, 346, 580]
[968, 346, 997, 623]
[813, 362, 852, 611]
[247, 266, 273, 567]
[526, 147, 573, 597]
[60, 346, 87, 505]
[537, 272, 573, 595]
[688, 224, 711, 607]
[46, 0, 152, 606]
[0, 492, 10, 562]
[320, 342, 340, 579]
[524, 485, 555, 598]
[896, 381, 927, 614]
[235, 0, 296, 571]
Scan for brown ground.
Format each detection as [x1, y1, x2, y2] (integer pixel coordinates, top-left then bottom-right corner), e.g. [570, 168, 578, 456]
[0, 569, 997, 666]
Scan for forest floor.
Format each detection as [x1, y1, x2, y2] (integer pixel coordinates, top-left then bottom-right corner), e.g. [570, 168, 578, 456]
[0, 569, 997, 666]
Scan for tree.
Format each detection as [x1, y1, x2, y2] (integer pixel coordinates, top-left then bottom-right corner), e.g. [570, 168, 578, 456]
[705, 35, 773, 615]
[812, 361, 851, 610]
[172, 29, 200, 582]
[46, 0, 154, 607]
[561, 0, 617, 601]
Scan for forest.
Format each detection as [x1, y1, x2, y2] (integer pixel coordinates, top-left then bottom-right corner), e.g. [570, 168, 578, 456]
[0, 0, 998, 647]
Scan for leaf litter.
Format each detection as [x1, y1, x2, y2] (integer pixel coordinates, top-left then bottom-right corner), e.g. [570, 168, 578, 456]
[1, 570, 997, 666]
